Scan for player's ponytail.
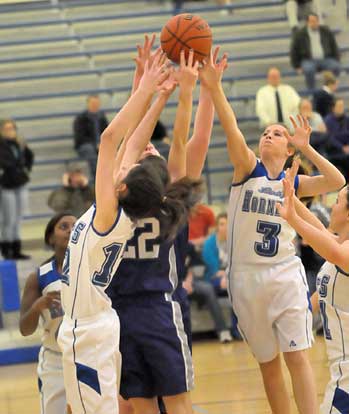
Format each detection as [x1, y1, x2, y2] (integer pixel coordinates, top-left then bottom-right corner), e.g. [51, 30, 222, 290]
[118, 160, 203, 240]
[156, 177, 203, 240]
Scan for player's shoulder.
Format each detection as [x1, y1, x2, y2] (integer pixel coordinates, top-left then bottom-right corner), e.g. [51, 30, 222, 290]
[38, 259, 61, 292]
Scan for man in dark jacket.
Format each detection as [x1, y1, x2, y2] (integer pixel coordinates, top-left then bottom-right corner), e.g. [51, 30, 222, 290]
[324, 99, 349, 180]
[73, 95, 109, 180]
[290, 13, 340, 90]
[313, 70, 338, 118]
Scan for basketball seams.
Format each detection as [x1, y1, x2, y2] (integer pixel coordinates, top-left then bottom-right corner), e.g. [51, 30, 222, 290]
[160, 14, 211, 62]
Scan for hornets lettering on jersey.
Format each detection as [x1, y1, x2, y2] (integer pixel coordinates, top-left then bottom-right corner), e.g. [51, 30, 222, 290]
[227, 160, 299, 268]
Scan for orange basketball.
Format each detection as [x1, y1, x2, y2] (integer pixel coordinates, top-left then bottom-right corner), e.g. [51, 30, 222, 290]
[160, 14, 212, 64]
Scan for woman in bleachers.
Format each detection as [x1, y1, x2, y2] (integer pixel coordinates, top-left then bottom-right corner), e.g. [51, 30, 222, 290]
[0, 119, 33, 259]
[202, 212, 242, 340]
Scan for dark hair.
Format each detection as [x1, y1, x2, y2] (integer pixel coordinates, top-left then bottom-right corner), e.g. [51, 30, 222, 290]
[119, 160, 203, 240]
[216, 212, 227, 224]
[44, 212, 75, 247]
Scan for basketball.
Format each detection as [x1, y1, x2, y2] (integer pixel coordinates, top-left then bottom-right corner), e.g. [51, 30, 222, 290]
[160, 14, 212, 64]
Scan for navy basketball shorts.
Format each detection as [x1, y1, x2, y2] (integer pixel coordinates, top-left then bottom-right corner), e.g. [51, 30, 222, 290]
[113, 293, 194, 399]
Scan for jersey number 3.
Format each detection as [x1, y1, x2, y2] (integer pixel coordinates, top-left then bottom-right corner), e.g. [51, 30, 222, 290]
[92, 242, 123, 287]
[254, 220, 281, 257]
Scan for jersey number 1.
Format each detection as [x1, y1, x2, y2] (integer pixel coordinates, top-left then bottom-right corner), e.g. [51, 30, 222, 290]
[92, 242, 123, 287]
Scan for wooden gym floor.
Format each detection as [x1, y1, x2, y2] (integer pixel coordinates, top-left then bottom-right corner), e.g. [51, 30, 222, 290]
[0, 337, 329, 414]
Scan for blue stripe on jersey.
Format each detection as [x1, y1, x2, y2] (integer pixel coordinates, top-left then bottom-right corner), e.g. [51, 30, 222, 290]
[332, 387, 349, 412]
[231, 160, 299, 190]
[37, 260, 61, 292]
[72, 321, 87, 414]
[76, 363, 101, 395]
[91, 204, 123, 237]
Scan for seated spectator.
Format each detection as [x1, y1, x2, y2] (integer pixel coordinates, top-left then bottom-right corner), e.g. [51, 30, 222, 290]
[0, 119, 33, 260]
[202, 212, 242, 340]
[188, 204, 216, 249]
[290, 13, 340, 91]
[183, 243, 233, 343]
[298, 98, 328, 154]
[284, 0, 324, 32]
[324, 99, 349, 180]
[151, 120, 171, 160]
[73, 95, 109, 180]
[256, 67, 300, 129]
[48, 166, 94, 218]
[313, 70, 338, 118]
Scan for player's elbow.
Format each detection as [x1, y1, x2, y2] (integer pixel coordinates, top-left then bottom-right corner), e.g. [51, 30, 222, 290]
[19, 323, 34, 336]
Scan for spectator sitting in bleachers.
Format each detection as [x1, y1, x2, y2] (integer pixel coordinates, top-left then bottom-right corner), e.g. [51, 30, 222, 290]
[183, 243, 234, 343]
[48, 165, 94, 218]
[188, 203, 216, 249]
[290, 13, 340, 91]
[298, 98, 328, 155]
[256, 67, 300, 129]
[151, 120, 171, 160]
[284, 0, 324, 32]
[202, 212, 242, 340]
[0, 119, 33, 260]
[73, 95, 109, 180]
[313, 70, 338, 118]
[324, 99, 349, 180]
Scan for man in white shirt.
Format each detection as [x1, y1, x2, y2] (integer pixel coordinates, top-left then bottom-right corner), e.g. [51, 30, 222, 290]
[255, 67, 301, 129]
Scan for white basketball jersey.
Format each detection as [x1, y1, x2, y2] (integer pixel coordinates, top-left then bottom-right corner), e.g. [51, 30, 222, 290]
[61, 204, 134, 319]
[227, 160, 299, 272]
[37, 260, 64, 353]
[317, 260, 349, 364]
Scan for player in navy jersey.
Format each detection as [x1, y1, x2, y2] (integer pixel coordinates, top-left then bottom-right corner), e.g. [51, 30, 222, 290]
[200, 52, 345, 414]
[108, 37, 228, 414]
[19, 212, 77, 414]
[278, 162, 349, 414]
[57, 50, 203, 414]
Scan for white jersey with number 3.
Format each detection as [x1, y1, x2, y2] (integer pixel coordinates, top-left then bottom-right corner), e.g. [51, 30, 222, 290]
[61, 204, 134, 319]
[227, 160, 299, 272]
[317, 261, 349, 413]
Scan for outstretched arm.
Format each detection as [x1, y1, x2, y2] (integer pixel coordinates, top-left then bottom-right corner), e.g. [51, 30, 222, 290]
[285, 115, 345, 197]
[186, 47, 227, 180]
[94, 52, 168, 233]
[277, 179, 349, 272]
[168, 50, 199, 182]
[199, 51, 256, 183]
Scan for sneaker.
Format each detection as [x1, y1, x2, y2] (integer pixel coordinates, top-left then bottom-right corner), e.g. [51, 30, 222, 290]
[219, 330, 233, 343]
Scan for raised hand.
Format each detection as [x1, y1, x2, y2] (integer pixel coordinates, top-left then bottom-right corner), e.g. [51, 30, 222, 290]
[158, 67, 178, 97]
[276, 157, 300, 221]
[173, 49, 199, 92]
[284, 115, 312, 150]
[134, 34, 156, 76]
[138, 48, 170, 94]
[199, 46, 228, 89]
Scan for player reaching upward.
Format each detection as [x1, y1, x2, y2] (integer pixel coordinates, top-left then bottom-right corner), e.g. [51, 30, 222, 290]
[107, 37, 227, 414]
[278, 161, 349, 414]
[57, 51, 202, 414]
[200, 51, 345, 414]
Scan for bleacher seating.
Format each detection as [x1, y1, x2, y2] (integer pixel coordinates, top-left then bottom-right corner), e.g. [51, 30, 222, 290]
[0, 0, 347, 233]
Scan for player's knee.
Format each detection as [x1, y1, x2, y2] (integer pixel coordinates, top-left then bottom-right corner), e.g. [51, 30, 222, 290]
[283, 350, 308, 369]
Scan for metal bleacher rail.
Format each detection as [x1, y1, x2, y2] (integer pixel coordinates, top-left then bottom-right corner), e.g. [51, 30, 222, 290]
[0, 0, 348, 221]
